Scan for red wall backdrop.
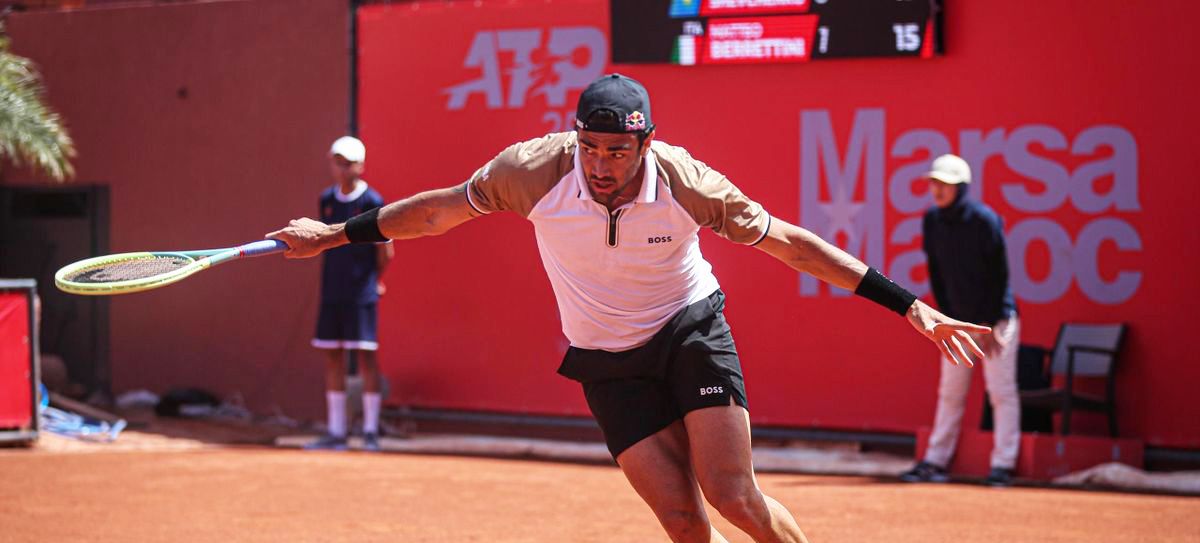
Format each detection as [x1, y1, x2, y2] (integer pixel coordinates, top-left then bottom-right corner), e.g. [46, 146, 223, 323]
[5, 0, 351, 419]
[361, 0, 1200, 448]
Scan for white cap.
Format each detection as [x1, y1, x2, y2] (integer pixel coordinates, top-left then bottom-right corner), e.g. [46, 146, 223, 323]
[925, 154, 971, 184]
[330, 136, 365, 163]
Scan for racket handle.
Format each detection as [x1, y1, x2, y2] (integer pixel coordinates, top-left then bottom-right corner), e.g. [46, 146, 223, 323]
[238, 239, 289, 257]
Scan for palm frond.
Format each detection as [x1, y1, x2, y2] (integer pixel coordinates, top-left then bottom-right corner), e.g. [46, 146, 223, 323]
[0, 23, 76, 182]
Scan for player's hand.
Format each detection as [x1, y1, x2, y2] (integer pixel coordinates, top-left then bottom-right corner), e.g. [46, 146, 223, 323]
[905, 300, 991, 367]
[377, 281, 387, 297]
[266, 218, 343, 259]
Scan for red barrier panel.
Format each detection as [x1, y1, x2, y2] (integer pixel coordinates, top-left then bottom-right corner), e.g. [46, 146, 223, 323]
[916, 428, 1145, 482]
[360, 0, 1200, 448]
[0, 289, 34, 433]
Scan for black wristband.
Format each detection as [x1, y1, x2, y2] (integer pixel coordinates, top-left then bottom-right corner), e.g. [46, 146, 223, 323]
[854, 267, 917, 316]
[344, 207, 388, 244]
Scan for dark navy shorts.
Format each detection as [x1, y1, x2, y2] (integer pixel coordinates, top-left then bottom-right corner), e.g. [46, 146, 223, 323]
[557, 290, 748, 460]
[312, 302, 378, 351]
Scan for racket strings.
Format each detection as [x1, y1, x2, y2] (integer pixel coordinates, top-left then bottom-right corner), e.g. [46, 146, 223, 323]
[63, 255, 195, 284]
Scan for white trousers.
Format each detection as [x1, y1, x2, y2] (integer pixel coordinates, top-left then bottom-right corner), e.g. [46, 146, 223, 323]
[923, 316, 1021, 470]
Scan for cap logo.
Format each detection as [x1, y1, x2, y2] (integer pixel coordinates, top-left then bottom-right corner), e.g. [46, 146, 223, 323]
[625, 111, 646, 131]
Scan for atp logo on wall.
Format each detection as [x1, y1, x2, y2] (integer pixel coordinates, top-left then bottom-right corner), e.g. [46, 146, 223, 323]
[442, 26, 607, 133]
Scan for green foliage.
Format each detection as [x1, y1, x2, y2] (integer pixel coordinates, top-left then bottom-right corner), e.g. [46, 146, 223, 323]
[0, 21, 75, 182]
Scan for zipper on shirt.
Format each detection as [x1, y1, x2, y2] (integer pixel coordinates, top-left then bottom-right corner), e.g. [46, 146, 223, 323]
[606, 208, 625, 248]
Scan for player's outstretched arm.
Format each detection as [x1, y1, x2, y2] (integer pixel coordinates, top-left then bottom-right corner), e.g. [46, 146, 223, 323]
[754, 217, 991, 366]
[267, 184, 478, 259]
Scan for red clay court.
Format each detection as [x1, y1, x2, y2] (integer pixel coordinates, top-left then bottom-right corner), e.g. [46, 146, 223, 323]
[2, 430, 1197, 543]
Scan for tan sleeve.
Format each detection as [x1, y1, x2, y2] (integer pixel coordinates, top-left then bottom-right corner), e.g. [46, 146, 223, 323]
[653, 141, 771, 245]
[465, 132, 576, 218]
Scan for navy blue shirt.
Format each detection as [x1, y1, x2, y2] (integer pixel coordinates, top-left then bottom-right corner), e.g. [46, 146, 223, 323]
[319, 182, 385, 304]
[922, 196, 1017, 326]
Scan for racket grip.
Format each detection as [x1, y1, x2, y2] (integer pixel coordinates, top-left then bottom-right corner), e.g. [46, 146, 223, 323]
[239, 239, 289, 257]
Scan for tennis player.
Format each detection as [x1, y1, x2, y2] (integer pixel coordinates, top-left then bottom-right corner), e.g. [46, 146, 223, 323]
[269, 74, 989, 543]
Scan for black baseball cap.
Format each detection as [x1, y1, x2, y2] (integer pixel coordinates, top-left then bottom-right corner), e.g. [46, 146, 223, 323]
[574, 74, 655, 135]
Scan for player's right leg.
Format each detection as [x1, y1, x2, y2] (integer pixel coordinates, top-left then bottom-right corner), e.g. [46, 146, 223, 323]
[616, 421, 729, 543]
[580, 374, 727, 542]
[684, 405, 807, 543]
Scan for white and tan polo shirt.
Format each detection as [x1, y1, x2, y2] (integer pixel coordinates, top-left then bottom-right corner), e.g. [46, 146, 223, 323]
[466, 132, 771, 352]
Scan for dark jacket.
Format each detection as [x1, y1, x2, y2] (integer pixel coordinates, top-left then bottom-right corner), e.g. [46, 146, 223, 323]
[922, 190, 1017, 326]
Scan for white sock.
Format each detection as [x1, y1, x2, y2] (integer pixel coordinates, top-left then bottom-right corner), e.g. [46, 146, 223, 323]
[363, 392, 381, 434]
[326, 391, 347, 437]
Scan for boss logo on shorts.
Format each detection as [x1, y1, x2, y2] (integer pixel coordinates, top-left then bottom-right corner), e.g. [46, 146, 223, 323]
[648, 236, 673, 244]
[699, 386, 724, 396]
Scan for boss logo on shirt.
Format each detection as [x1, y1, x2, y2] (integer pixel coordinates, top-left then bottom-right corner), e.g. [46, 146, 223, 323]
[648, 236, 673, 244]
[699, 386, 724, 396]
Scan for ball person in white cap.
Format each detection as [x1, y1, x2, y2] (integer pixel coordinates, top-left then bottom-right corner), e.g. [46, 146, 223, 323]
[900, 154, 1021, 487]
[305, 136, 394, 452]
[271, 76, 991, 542]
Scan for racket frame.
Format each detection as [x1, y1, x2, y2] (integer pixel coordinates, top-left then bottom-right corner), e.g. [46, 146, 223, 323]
[54, 239, 285, 295]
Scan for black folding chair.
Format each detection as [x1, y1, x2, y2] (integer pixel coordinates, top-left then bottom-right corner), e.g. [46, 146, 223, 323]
[1018, 323, 1127, 436]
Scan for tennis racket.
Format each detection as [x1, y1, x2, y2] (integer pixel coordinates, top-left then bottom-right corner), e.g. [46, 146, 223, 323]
[54, 239, 289, 295]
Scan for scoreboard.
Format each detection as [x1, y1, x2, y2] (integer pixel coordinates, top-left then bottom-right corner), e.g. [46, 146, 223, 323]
[612, 0, 943, 65]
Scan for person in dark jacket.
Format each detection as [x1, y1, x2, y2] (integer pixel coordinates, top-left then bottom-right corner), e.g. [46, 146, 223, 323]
[901, 153, 1021, 487]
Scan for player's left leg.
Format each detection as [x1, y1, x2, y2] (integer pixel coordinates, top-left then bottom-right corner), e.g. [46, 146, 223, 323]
[685, 404, 809, 543]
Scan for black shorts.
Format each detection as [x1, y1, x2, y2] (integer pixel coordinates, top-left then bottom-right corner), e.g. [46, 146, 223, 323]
[312, 302, 379, 350]
[557, 290, 748, 459]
